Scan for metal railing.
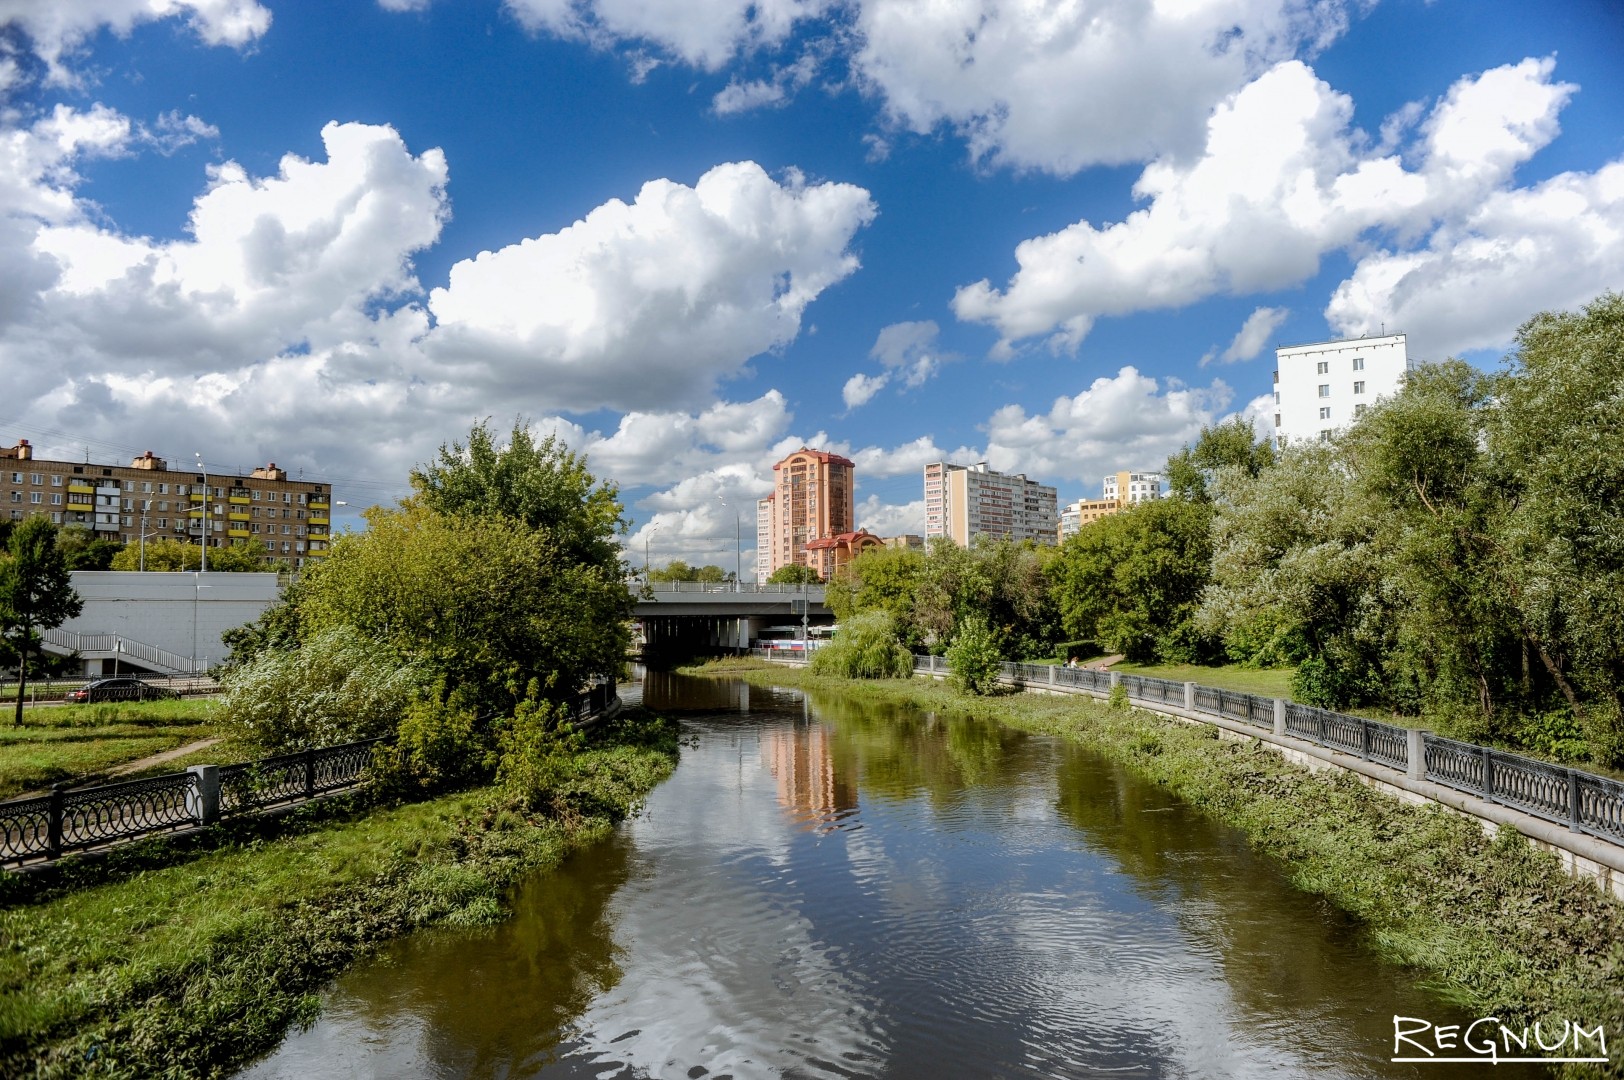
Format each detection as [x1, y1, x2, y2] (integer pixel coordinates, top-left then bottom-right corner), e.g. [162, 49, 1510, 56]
[0, 681, 620, 866]
[641, 581, 826, 596]
[897, 653, 1624, 847]
[39, 628, 195, 674]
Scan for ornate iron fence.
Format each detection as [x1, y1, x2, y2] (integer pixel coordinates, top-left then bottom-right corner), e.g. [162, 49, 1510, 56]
[0, 682, 620, 867]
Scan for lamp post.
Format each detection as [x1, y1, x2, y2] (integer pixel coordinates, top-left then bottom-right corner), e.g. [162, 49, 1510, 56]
[136, 500, 159, 572]
[716, 495, 741, 590]
[190, 579, 213, 675]
[194, 453, 209, 573]
[643, 522, 660, 578]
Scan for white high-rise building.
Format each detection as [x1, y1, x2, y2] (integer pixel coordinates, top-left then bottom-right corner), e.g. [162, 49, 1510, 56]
[924, 461, 1058, 547]
[1273, 333, 1414, 447]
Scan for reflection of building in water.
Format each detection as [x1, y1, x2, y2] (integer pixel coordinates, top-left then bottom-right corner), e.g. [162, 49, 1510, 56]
[760, 722, 857, 827]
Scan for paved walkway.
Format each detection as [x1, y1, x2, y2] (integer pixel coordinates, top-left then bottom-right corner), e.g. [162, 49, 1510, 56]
[106, 736, 222, 779]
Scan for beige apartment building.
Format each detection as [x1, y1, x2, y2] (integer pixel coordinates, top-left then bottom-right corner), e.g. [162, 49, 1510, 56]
[1, 438, 334, 567]
[1058, 470, 1165, 541]
[923, 461, 1058, 547]
[756, 447, 856, 581]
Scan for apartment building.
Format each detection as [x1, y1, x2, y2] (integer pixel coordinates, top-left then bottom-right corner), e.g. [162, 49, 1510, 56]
[923, 461, 1059, 547]
[758, 447, 856, 579]
[1057, 471, 1164, 541]
[0, 439, 334, 567]
[1274, 333, 1413, 447]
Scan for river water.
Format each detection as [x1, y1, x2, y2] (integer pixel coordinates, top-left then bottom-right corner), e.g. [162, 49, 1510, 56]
[239, 671, 1548, 1079]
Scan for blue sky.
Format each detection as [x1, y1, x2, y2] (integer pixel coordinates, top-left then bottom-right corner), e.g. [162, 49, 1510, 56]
[1, 0, 1620, 573]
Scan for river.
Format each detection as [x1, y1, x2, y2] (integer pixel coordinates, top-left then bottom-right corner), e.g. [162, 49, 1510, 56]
[238, 670, 1547, 1078]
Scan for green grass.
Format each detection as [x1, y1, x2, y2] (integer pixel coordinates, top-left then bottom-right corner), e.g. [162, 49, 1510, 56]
[701, 662, 1624, 1078]
[0, 709, 679, 1080]
[1109, 661, 1298, 699]
[0, 699, 223, 799]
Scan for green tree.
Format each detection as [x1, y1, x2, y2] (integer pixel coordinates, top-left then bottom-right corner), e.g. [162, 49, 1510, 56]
[945, 613, 1002, 695]
[647, 561, 730, 582]
[109, 538, 273, 572]
[810, 610, 915, 679]
[1049, 498, 1216, 664]
[767, 563, 822, 584]
[297, 503, 629, 718]
[1165, 417, 1275, 500]
[55, 528, 122, 571]
[827, 545, 927, 648]
[408, 418, 626, 571]
[0, 518, 83, 725]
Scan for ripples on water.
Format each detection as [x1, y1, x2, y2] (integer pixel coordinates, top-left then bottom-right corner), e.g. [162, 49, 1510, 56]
[238, 673, 1553, 1079]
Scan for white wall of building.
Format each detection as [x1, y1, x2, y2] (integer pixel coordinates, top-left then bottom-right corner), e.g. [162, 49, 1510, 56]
[1274, 333, 1411, 447]
[61, 571, 284, 671]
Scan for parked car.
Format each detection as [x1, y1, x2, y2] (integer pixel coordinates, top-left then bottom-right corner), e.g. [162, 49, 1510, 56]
[64, 677, 179, 703]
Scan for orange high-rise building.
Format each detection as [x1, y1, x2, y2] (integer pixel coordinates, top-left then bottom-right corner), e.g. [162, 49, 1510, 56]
[757, 447, 855, 581]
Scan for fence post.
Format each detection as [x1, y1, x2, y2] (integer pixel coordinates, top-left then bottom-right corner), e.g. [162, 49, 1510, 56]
[1360, 720, 1371, 761]
[1482, 747, 1495, 798]
[46, 784, 65, 860]
[1216, 688, 1226, 719]
[1273, 699, 1286, 737]
[1185, 682, 1196, 712]
[1108, 671, 1120, 694]
[1406, 729, 1425, 780]
[303, 748, 316, 798]
[187, 765, 220, 826]
[1048, 664, 1056, 687]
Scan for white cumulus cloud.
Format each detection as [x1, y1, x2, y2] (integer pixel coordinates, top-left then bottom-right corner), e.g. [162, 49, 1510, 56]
[426, 161, 875, 411]
[1205, 305, 1289, 366]
[0, 0, 271, 85]
[501, 0, 829, 71]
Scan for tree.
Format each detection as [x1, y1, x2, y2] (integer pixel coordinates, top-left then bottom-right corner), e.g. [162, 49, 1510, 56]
[767, 563, 822, 584]
[647, 561, 731, 583]
[55, 528, 122, 571]
[0, 517, 83, 725]
[109, 538, 274, 572]
[408, 418, 626, 571]
[945, 613, 1002, 695]
[1165, 417, 1276, 501]
[810, 610, 915, 679]
[1049, 498, 1217, 664]
[828, 545, 927, 648]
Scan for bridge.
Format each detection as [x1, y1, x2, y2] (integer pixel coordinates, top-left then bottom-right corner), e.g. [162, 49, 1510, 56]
[631, 582, 832, 656]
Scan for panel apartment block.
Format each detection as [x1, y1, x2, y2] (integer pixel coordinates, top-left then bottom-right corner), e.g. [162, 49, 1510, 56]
[1273, 333, 1413, 447]
[923, 461, 1058, 547]
[1, 439, 334, 568]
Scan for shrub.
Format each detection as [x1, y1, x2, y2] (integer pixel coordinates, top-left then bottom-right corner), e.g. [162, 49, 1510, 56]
[494, 691, 585, 814]
[218, 625, 426, 751]
[946, 614, 1002, 695]
[810, 611, 915, 679]
[375, 690, 492, 794]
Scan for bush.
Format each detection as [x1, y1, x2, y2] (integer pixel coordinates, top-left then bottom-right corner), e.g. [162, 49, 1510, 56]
[810, 611, 915, 679]
[375, 690, 492, 795]
[218, 625, 426, 751]
[495, 692, 584, 815]
[945, 614, 1002, 695]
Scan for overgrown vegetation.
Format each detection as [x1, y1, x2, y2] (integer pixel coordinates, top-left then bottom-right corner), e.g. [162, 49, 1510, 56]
[0, 709, 678, 1080]
[711, 661, 1624, 1076]
[826, 293, 1624, 764]
[219, 419, 631, 790]
[809, 610, 913, 680]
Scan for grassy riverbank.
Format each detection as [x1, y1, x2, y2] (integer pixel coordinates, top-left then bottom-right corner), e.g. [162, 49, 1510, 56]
[694, 659, 1624, 1077]
[0, 708, 679, 1080]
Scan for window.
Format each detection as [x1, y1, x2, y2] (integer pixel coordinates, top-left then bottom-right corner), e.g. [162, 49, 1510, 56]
[122, 499, 131, 510]
[1355, 404, 1367, 417]
[51, 475, 62, 486]
[50, 512, 61, 523]
[252, 489, 261, 500]
[29, 473, 41, 485]
[1316, 361, 1329, 374]
[124, 480, 134, 491]
[158, 483, 168, 494]
[176, 484, 188, 496]
[142, 482, 152, 493]
[1318, 384, 1330, 397]
[29, 492, 40, 503]
[50, 493, 62, 505]
[1319, 407, 1331, 420]
[8, 492, 17, 503]
[1319, 430, 1333, 442]
[8, 472, 19, 483]
[8, 510, 18, 521]
[1353, 380, 1365, 394]
[1352, 357, 1365, 371]
[158, 518, 168, 528]
[122, 515, 132, 527]
[1273, 391, 1280, 404]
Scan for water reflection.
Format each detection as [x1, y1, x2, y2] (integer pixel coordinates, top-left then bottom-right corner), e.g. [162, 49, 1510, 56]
[241, 672, 1553, 1079]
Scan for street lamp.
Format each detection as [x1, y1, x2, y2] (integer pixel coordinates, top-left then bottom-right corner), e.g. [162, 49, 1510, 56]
[716, 495, 741, 590]
[136, 500, 161, 572]
[643, 522, 660, 578]
[190, 579, 213, 675]
[194, 453, 209, 574]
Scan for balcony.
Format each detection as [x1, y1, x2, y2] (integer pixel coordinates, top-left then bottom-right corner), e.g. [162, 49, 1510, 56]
[67, 483, 94, 495]
[308, 516, 329, 526]
[228, 527, 251, 538]
[228, 511, 250, 522]
[309, 499, 330, 509]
